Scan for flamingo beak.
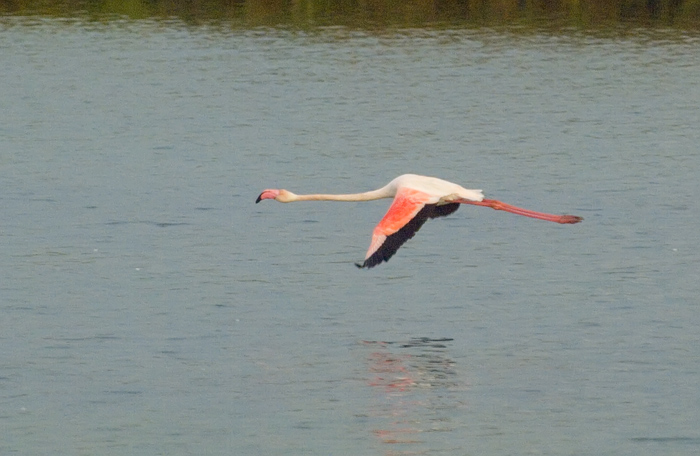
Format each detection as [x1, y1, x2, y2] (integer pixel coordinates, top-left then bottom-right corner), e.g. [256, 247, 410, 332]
[256, 189, 280, 203]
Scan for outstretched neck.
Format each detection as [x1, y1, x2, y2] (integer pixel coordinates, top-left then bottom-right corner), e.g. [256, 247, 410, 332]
[282, 186, 393, 203]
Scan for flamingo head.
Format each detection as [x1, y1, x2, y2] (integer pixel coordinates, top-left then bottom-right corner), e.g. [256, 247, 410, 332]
[256, 189, 295, 203]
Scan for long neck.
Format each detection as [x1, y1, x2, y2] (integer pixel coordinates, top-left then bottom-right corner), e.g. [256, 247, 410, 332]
[289, 186, 393, 202]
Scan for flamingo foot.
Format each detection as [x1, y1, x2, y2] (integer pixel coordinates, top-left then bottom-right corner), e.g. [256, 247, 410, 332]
[556, 215, 584, 224]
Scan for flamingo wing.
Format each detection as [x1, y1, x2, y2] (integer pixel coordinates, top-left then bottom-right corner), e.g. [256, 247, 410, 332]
[357, 188, 460, 269]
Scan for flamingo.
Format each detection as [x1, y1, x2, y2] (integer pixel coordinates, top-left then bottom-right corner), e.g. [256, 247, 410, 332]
[256, 174, 582, 269]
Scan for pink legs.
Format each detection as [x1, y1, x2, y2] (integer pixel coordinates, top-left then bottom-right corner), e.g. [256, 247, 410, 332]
[459, 199, 583, 224]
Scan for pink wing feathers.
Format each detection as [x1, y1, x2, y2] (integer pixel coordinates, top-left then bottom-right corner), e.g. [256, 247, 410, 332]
[357, 188, 460, 269]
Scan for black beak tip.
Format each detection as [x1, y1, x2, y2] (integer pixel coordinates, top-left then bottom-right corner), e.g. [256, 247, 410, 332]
[255, 194, 262, 203]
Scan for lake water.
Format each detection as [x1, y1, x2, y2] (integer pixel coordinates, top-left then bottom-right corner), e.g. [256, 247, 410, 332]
[2, 17, 700, 456]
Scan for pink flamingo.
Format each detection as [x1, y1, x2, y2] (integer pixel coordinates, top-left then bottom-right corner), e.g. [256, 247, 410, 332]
[256, 174, 582, 268]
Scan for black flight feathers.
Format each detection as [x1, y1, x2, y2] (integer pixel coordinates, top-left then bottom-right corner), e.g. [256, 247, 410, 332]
[356, 202, 460, 269]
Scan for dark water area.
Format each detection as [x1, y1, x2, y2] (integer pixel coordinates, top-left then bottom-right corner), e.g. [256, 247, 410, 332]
[2, 0, 700, 30]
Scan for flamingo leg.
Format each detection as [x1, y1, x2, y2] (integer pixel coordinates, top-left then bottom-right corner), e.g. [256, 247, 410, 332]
[459, 199, 583, 224]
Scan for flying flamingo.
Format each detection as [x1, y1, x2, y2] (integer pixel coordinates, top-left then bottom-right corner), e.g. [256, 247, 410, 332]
[256, 174, 582, 269]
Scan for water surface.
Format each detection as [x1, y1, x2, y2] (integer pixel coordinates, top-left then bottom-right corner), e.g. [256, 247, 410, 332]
[2, 17, 699, 456]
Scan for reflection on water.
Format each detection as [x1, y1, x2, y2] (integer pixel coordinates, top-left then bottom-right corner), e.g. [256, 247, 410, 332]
[2, 0, 700, 29]
[362, 338, 467, 453]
